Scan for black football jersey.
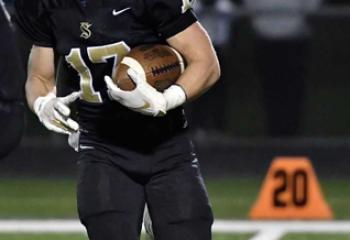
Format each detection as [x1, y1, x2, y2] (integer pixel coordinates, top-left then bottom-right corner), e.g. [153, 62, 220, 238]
[14, 0, 196, 142]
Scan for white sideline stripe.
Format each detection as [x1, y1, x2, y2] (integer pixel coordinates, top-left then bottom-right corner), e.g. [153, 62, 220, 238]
[0, 220, 85, 233]
[213, 220, 350, 240]
[0, 220, 350, 238]
[213, 220, 350, 232]
[249, 229, 285, 240]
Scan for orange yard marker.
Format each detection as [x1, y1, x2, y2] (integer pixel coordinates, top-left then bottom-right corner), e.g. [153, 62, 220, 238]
[249, 157, 333, 219]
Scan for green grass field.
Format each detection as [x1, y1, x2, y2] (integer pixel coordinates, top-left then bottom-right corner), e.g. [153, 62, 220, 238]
[0, 177, 349, 219]
[0, 177, 349, 240]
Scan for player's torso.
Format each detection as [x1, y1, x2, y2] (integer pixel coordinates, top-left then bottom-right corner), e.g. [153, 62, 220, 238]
[44, 0, 163, 101]
[42, 0, 187, 139]
[47, 0, 162, 53]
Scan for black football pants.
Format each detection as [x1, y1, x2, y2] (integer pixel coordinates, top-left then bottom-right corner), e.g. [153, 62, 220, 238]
[76, 131, 213, 240]
[0, 101, 24, 158]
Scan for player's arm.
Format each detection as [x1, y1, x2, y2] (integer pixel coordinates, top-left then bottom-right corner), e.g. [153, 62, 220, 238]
[26, 46, 80, 134]
[15, 1, 80, 132]
[106, 0, 220, 116]
[167, 22, 221, 101]
[26, 46, 55, 110]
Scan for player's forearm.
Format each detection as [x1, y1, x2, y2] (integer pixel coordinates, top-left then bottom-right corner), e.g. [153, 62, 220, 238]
[167, 22, 221, 101]
[26, 46, 56, 111]
[25, 75, 55, 111]
[176, 57, 220, 101]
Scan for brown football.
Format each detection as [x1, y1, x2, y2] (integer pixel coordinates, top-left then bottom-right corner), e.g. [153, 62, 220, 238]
[113, 44, 185, 92]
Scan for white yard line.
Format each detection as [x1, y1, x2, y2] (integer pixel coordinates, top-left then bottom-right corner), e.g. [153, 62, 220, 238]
[249, 229, 286, 240]
[213, 220, 350, 240]
[0, 219, 350, 240]
[214, 220, 350, 232]
[0, 220, 84, 233]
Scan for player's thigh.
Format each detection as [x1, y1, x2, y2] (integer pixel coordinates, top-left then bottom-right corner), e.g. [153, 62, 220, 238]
[77, 150, 145, 239]
[146, 161, 213, 240]
[0, 102, 24, 158]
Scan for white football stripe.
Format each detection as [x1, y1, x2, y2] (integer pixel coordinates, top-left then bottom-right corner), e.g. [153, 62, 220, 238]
[169, 47, 185, 73]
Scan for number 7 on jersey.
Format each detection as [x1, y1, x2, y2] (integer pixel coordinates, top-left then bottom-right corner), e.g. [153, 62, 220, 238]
[65, 42, 130, 103]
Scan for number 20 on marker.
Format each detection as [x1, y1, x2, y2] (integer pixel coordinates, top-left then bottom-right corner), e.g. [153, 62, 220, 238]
[273, 169, 308, 208]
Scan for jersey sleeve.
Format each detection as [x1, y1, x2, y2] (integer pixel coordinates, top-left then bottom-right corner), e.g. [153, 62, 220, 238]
[14, 0, 54, 47]
[145, 0, 197, 39]
[0, 3, 24, 101]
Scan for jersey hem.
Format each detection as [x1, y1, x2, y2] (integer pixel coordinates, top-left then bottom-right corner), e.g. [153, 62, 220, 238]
[33, 41, 54, 48]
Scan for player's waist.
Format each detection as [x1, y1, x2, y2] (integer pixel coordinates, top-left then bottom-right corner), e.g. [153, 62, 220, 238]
[76, 101, 188, 144]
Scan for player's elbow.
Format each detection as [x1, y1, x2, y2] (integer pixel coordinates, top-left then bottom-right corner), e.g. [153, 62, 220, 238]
[25, 78, 37, 111]
[207, 56, 221, 88]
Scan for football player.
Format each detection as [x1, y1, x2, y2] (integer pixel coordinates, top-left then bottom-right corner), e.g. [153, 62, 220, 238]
[0, 0, 24, 159]
[14, 0, 220, 239]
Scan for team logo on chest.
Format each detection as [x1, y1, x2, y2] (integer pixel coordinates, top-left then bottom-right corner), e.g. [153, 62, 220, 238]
[80, 22, 92, 39]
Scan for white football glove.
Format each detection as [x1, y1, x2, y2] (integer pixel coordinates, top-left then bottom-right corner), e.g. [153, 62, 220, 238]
[33, 91, 81, 135]
[105, 68, 187, 117]
[163, 84, 187, 112]
[105, 68, 167, 117]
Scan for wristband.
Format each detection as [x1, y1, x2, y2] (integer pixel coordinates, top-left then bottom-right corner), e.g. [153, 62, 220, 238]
[163, 85, 187, 111]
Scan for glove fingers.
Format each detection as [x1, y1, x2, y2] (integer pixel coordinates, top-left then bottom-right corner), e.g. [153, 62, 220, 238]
[60, 91, 81, 105]
[105, 76, 119, 91]
[105, 76, 128, 98]
[127, 68, 146, 85]
[54, 101, 71, 117]
[43, 121, 71, 135]
[66, 118, 79, 132]
[53, 110, 79, 132]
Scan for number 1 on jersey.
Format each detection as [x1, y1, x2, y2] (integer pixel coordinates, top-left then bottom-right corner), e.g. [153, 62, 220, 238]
[66, 49, 102, 103]
[65, 42, 130, 103]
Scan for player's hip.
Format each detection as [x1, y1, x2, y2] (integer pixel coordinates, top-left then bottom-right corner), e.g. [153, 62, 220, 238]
[76, 128, 197, 175]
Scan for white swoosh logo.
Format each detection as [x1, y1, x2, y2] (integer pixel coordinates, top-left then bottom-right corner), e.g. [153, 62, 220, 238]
[79, 145, 95, 150]
[112, 7, 131, 16]
[129, 101, 151, 110]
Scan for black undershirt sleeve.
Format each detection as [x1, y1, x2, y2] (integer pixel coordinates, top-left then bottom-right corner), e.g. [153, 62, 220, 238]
[144, 0, 198, 39]
[14, 0, 54, 47]
[0, 5, 24, 101]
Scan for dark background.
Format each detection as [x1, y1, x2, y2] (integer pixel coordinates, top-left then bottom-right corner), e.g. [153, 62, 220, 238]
[2, 0, 350, 178]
